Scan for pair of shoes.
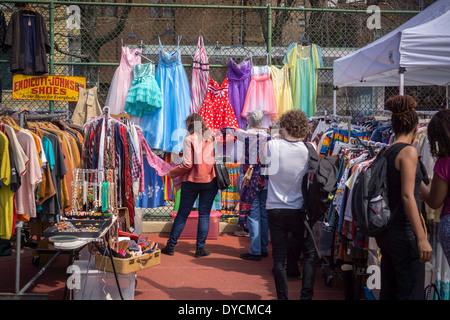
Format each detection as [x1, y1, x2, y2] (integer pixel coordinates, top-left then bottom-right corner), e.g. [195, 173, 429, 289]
[195, 247, 210, 258]
[161, 245, 175, 256]
[240, 252, 261, 261]
[261, 252, 269, 257]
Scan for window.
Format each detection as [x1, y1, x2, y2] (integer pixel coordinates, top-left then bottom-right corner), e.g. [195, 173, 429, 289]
[150, 0, 174, 18]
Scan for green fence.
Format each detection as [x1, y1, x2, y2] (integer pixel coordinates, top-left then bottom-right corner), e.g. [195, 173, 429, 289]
[1, 0, 445, 219]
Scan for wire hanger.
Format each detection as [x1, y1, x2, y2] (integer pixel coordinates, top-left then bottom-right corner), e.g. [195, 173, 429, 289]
[298, 32, 311, 46]
[152, 23, 178, 40]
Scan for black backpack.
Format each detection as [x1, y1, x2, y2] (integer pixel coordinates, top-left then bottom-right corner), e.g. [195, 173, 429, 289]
[301, 142, 339, 226]
[351, 147, 394, 237]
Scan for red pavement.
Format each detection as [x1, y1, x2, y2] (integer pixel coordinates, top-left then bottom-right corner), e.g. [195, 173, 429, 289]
[0, 232, 345, 300]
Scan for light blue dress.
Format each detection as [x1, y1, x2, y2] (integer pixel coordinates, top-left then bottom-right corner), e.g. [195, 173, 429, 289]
[140, 36, 190, 153]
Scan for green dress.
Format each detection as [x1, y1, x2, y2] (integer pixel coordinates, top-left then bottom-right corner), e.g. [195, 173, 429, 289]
[283, 43, 323, 118]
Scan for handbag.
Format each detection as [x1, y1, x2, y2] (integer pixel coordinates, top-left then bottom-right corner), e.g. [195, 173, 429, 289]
[213, 137, 231, 190]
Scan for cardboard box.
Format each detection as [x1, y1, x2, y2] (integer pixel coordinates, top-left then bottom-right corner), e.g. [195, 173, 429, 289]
[170, 211, 222, 240]
[95, 249, 160, 274]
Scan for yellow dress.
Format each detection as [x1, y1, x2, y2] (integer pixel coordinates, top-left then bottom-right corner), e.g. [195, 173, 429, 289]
[0, 131, 14, 240]
[270, 64, 294, 118]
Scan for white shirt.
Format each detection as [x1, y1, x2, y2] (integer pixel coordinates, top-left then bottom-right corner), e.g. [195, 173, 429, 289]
[264, 139, 309, 210]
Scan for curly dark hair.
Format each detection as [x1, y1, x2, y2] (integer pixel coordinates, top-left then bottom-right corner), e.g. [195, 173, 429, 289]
[427, 109, 450, 158]
[385, 95, 418, 135]
[279, 110, 310, 139]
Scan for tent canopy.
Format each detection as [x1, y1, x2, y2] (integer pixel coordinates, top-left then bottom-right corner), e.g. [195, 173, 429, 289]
[333, 0, 450, 88]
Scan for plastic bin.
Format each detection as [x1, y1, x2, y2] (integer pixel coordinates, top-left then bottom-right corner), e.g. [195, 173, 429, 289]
[170, 211, 222, 240]
[73, 260, 135, 300]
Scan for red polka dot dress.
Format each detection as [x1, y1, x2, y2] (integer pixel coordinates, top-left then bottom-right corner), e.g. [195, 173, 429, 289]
[199, 78, 239, 142]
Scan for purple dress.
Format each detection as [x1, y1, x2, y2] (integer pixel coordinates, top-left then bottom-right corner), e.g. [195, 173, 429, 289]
[227, 58, 251, 130]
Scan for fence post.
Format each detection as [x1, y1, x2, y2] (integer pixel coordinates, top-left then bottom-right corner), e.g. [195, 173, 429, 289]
[49, 0, 55, 113]
[266, 3, 272, 65]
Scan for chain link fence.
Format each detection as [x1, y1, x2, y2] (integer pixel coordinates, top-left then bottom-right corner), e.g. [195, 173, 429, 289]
[1, 0, 446, 219]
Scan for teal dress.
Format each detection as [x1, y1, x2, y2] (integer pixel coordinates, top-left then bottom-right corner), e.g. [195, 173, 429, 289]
[124, 62, 163, 117]
[140, 36, 190, 153]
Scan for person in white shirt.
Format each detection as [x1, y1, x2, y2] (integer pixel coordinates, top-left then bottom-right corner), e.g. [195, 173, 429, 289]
[264, 109, 318, 300]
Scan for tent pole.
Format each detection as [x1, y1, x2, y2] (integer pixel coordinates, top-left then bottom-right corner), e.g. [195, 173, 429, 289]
[333, 86, 338, 116]
[399, 67, 405, 95]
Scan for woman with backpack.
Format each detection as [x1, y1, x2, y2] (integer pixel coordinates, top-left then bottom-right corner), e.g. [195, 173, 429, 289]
[376, 95, 433, 300]
[420, 109, 450, 266]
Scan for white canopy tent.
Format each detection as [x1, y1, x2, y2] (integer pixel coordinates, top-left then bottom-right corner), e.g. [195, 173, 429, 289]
[333, 0, 450, 114]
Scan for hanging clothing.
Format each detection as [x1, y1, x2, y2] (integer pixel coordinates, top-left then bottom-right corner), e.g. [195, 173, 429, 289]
[190, 36, 210, 114]
[270, 64, 293, 117]
[4, 9, 50, 75]
[105, 46, 142, 115]
[71, 86, 103, 126]
[241, 61, 278, 129]
[136, 158, 165, 209]
[140, 36, 190, 153]
[0, 131, 14, 240]
[124, 62, 163, 117]
[227, 58, 252, 129]
[283, 43, 323, 118]
[199, 78, 239, 136]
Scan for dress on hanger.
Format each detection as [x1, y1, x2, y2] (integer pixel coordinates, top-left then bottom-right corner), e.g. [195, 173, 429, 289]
[71, 86, 103, 126]
[105, 46, 142, 115]
[270, 64, 293, 117]
[190, 36, 210, 114]
[283, 43, 323, 118]
[140, 36, 190, 153]
[227, 58, 251, 129]
[241, 59, 278, 129]
[123, 62, 162, 117]
[199, 78, 239, 136]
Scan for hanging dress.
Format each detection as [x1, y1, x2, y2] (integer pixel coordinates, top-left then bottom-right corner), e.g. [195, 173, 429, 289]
[190, 36, 210, 114]
[105, 46, 142, 115]
[227, 58, 251, 129]
[241, 57, 278, 129]
[270, 64, 293, 117]
[123, 62, 162, 117]
[140, 36, 190, 153]
[71, 86, 103, 126]
[283, 43, 323, 118]
[199, 78, 239, 139]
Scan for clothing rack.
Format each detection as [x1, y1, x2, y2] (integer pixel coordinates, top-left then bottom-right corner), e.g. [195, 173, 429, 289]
[2, 110, 72, 298]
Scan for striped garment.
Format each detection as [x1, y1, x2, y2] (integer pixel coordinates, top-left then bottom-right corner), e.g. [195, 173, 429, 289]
[190, 36, 210, 114]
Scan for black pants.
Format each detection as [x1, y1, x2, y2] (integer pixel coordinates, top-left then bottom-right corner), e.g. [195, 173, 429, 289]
[268, 208, 319, 300]
[376, 224, 425, 300]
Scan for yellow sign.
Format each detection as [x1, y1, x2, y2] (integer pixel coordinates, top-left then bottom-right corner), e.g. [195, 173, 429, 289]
[12, 74, 86, 102]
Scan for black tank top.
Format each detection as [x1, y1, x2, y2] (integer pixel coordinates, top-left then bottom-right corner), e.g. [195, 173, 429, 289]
[385, 142, 423, 225]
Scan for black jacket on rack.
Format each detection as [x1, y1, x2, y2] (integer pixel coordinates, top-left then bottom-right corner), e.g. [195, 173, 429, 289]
[4, 9, 50, 75]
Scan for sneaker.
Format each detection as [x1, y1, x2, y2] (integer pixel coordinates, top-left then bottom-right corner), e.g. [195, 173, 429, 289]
[261, 252, 269, 258]
[234, 230, 250, 237]
[195, 247, 210, 258]
[161, 245, 175, 256]
[240, 252, 261, 261]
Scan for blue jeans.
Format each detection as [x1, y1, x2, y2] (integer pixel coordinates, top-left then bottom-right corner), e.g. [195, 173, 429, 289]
[167, 178, 218, 249]
[247, 189, 268, 255]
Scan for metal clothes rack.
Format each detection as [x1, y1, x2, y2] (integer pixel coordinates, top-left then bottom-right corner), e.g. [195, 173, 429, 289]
[1, 109, 124, 300]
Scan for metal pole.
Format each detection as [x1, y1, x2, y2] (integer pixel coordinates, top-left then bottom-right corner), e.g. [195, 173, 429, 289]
[15, 223, 22, 294]
[49, 0, 55, 113]
[267, 3, 272, 65]
[399, 67, 405, 95]
[333, 86, 338, 116]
